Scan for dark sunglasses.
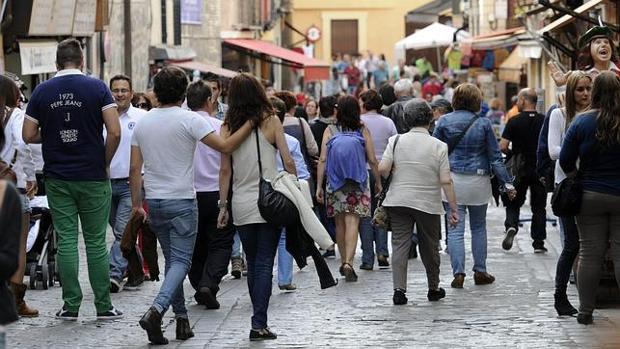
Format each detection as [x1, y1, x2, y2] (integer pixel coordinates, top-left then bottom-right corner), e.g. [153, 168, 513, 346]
[135, 103, 150, 109]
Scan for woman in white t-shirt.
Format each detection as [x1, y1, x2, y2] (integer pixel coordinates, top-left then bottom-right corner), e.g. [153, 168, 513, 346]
[0, 75, 38, 317]
[218, 73, 296, 341]
[548, 71, 591, 316]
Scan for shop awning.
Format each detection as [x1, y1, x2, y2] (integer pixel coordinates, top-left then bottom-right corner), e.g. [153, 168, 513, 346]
[499, 46, 529, 83]
[223, 39, 330, 81]
[538, 0, 604, 34]
[465, 27, 527, 50]
[172, 61, 238, 78]
[149, 45, 197, 61]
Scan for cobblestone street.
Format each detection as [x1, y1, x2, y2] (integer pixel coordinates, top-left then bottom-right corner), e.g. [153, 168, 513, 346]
[7, 203, 620, 348]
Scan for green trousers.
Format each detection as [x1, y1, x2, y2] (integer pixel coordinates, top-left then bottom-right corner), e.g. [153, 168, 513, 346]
[46, 178, 112, 313]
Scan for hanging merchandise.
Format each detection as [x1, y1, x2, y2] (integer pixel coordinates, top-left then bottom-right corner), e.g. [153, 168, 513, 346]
[471, 50, 486, 67]
[493, 48, 510, 68]
[447, 49, 463, 71]
[482, 50, 495, 71]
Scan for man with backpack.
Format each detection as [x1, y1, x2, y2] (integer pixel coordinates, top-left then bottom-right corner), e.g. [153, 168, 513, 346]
[382, 79, 414, 134]
[499, 88, 547, 253]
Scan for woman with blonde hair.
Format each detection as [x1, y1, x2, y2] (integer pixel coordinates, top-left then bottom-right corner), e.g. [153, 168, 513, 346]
[548, 71, 592, 316]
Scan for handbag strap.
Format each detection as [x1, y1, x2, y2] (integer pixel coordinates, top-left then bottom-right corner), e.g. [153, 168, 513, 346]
[254, 128, 263, 177]
[378, 134, 401, 202]
[448, 114, 479, 155]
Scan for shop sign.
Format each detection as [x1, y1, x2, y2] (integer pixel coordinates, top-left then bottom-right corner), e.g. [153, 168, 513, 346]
[19, 41, 58, 75]
[73, 0, 97, 36]
[306, 25, 321, 43]
[181, 0, 202, 24]
[29, 0, 77, 36]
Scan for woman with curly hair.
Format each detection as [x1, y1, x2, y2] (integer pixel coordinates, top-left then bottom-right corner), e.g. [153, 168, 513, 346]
[316, 95, 381, 282]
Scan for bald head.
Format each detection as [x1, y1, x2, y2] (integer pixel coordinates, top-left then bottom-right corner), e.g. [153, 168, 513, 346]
[517, 88, 537, 111]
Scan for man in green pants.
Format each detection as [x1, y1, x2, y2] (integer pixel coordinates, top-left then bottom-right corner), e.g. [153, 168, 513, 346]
[22, 38, 123, 320]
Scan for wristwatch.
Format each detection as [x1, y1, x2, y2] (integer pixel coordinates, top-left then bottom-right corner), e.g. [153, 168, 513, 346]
[217, 200, 227, 209]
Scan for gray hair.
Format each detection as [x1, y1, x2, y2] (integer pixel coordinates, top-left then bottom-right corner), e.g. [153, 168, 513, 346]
[394, 79, 414, 97]
[403, 98, 433, 129]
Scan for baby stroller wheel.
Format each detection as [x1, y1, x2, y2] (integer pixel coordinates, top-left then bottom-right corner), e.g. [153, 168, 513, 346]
[41, 264, 49, 290]
[29, 264, 37, 290]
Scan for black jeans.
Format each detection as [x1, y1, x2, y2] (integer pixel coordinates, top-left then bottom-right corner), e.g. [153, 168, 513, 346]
[555, 215, 579, 294]
[188, 191, 235, 295]
[504, 173, 547, 241]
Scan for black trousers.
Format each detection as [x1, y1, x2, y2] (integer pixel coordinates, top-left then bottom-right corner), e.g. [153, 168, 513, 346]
[188, 191, 235, 295]
[503, 172, 547, 241]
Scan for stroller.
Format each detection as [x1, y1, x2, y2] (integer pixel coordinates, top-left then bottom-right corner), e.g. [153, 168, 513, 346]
[26, 203, 60, 290]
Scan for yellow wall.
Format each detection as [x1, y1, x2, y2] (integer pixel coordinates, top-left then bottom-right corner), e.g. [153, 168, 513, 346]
[292, 0, 433, 64]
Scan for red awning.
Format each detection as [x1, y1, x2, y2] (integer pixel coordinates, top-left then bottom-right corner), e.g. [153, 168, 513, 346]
[223, 39, 330, 81]
[172, 61, 238, 78]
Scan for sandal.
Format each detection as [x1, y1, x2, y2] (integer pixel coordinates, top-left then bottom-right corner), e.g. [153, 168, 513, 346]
[342, 263, 358, 282]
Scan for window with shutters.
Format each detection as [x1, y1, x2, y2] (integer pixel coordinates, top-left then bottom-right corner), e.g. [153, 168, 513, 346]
[331, 19, 358, 57]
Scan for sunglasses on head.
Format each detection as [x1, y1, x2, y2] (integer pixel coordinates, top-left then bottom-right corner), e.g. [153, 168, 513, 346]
[135, 103, 149, 109]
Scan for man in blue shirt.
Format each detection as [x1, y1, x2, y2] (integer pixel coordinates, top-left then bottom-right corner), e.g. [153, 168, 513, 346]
[23, 38, 122, 320]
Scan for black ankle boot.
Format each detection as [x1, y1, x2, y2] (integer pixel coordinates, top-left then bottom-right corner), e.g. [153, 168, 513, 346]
[139, 307, 168, 345]
[554, 293, 578, 316]
[176, 317, 195, 340]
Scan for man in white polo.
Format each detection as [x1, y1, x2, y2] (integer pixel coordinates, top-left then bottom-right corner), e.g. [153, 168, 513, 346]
[108, 74, 146, 292]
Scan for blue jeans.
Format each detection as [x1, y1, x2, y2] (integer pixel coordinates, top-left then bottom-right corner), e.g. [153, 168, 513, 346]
[444, 203, 488, 276]
[237, 223, 280, 329]
[147, 199, 198, 316]
[231, 232, 242, 258]
[555, 215, 579, 293]
[277, 230, 293, 286]
[108, 179, 132, 281]
[359, 170, 389, 266]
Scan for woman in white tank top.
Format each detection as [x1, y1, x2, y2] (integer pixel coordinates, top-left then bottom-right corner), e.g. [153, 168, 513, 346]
[218, 74, 296, 341]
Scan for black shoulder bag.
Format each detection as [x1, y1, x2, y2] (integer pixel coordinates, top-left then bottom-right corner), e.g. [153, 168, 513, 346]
[255, 128, 298, 228]
[371, 134, 401, 229]
[550, 142, 598, 217]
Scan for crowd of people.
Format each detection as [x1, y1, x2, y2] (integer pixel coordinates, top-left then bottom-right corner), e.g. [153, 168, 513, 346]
[1, 27, 620, 346]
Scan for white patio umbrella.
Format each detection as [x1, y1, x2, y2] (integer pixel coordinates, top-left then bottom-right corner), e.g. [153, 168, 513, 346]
[394, 22, 470, 70]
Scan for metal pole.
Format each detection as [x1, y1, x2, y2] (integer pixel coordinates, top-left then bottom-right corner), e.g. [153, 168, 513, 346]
[124, 0, 132, 77]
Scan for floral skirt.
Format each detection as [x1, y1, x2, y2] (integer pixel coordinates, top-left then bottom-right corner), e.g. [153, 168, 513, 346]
[326, 180, 371, 218]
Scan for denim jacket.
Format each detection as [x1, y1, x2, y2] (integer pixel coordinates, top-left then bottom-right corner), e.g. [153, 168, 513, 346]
[433, 110, 512, 186]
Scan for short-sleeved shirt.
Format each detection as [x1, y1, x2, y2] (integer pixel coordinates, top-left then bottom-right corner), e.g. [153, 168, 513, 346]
[360, 112, 397, 162]
[131, 106, 214, 199]
[25, 69, 117, 181]
[108, 105, 146, 179]
[382, 127, 450, 215]
[501, 111, 545, 167]
[193, 111, 223, 193]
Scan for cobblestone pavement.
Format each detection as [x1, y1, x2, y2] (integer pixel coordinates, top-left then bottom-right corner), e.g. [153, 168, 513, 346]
[7, 203, 620, 348]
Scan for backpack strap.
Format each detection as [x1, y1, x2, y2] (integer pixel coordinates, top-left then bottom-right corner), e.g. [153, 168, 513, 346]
[254, 128, 263, 177]
[448, 115, 479, 155]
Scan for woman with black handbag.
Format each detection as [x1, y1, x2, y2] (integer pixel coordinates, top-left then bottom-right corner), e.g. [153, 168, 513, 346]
[218, 73, 296, 341]
[560, 71, 620, 325]
[548, 71, 592, 316]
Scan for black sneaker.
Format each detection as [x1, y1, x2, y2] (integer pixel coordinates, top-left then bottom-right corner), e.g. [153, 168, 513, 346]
[322, 249, 336, 259]
[577, 313, 593, 325]
[110, 278, 122, 293]
[124, 275, 144, 290]
[359, 263, 373, 270]
[533, 240, 548, 253]
[249, 327, 277, 341]
[196, 287, 220, 309]
[427, 287, 446, 301]
[393, 289, 408, 305]
[377, 255, 390, 268]
[96, 306, 124, 320]
[55, 306, 78, 321]
[502, 227, 517, 251]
